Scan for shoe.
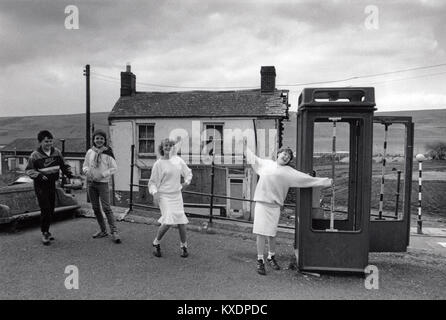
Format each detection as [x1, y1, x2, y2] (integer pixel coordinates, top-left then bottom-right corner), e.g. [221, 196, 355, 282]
[111, 232, 121, 244]
[257, 259, 266, 275]
[42, 233, 50, 245]
[153, 244, 162, 257]
[92, 231, 108, 238]
[180, 247, 188, 258]
[45, 232, 55, 241]
[267, 255, 281, 270]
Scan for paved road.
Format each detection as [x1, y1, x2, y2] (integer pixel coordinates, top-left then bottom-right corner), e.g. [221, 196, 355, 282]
[409, 234, 446, 257]
[1, 217, 445, 300]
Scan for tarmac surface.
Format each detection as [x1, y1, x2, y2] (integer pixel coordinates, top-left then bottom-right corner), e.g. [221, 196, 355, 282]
[1, 209, 446, 300]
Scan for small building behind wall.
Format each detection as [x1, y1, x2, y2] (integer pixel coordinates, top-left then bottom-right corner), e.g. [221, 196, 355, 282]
[108, 65, 290, 220]
[0, 138, 85, 176]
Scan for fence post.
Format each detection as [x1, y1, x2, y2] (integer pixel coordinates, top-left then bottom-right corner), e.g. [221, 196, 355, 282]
[129, 144, 135, 212]
[209, 159, 215, 224]
[60, 139, 69, 192]
[416, 154, 425, 234]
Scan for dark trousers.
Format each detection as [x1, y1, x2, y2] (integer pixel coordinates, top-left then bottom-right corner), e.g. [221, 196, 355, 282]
[34, 183, 56, 233]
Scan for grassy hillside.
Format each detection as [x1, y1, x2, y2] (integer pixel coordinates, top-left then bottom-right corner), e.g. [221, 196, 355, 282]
[0, 109, 445, 155]
[0, 112, 109, 145]
[283, 109, 446, 154]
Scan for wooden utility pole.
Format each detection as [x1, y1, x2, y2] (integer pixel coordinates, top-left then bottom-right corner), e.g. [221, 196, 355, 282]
[84, 65, 91, 203]
[84, 64, 91, 151]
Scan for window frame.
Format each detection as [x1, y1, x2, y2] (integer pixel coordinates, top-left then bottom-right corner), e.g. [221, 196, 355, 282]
[204, 122, 224, 156]
[137, 123, 156, 156]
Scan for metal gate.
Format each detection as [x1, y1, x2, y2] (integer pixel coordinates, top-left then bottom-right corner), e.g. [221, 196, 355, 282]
[369, 116, 414, 252]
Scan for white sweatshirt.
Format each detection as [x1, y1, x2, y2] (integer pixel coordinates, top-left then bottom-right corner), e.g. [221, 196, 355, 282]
[148, 156, 193, 195]
[82, 148, 118, 183]
[247, 149, 332, 206]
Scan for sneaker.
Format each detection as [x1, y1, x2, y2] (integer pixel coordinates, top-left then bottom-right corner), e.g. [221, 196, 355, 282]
[267, 255, 281, 270]
[180, 247, 188, 258]
[46, 232, 55, 241]
[257, 259, 266, 275]
[42, 233, 50, 245]
[92, 231, 108, 239]
[111, 232, 121, 244]
[153, 244, 162, 257]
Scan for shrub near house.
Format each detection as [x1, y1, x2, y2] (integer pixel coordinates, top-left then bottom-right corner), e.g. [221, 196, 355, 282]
[426, 141, 446, 160]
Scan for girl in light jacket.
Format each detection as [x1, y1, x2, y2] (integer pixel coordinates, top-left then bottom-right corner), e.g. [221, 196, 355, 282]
[83, 129, 120, 243]
[149, 138, 192, 258]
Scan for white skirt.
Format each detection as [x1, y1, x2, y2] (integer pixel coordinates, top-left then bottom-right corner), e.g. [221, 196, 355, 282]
[252, 202, 281, 237]
[158, 191, 189, 225]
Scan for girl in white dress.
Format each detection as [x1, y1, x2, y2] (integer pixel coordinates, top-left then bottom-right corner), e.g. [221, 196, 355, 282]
[148, 138, 193, 258]
[244, 141, 332, 275]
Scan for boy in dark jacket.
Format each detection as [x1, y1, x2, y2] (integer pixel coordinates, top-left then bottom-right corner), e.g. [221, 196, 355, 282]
[25, 130, 73, 245]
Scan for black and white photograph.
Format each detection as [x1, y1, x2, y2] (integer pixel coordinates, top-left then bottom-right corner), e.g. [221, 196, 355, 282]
[0, 0, 445, 304]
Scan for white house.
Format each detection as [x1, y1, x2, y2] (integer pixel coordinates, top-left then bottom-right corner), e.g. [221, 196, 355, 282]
[108, 65, 290, 220]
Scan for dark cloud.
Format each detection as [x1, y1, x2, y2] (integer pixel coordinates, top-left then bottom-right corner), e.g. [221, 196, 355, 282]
[0, 0, 445, 116]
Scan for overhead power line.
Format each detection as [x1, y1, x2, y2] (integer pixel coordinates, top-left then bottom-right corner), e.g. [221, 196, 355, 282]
[356, 71, 446, 86]
[90, 62, 446, 90]
[280, 62, 446, 87]
[287, 70, 446, 92]
[91, 73, 257, 89]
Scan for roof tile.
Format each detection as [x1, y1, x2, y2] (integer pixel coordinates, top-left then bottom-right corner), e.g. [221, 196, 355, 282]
[109, 89, 289, 119]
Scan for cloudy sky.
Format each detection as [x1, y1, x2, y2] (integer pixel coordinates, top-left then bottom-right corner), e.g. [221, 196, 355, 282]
[1, 0, 445, 116]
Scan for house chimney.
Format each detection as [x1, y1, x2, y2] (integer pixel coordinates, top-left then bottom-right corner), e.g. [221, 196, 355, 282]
[121, 63, 136, 96]
[260, 66, 276, 94]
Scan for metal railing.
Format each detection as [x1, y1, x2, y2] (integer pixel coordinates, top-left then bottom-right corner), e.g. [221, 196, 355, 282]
[127, 144, 295, 229]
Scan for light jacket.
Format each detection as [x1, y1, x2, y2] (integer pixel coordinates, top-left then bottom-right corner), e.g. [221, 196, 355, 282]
[82, 146, 117, 183]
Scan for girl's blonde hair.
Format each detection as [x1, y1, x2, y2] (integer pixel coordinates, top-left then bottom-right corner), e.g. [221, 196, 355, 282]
[158, 138, 176, 156]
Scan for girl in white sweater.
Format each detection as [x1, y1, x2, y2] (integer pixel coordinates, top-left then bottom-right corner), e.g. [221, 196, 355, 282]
[245, 142, 332, 275]
[149, 138, 193, 258]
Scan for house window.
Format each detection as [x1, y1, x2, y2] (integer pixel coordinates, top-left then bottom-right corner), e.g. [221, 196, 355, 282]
[205, 123, 223, 155]
[138, 124, 155, 154]
[18, 157, 24, 165]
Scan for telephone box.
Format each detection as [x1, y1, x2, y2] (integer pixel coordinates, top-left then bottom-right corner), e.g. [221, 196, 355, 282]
[295, 87, 376, 273]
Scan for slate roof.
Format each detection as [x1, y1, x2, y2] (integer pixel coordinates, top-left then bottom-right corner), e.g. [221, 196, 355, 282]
[1, 138, 85, 155]
[109, 89, 289, 120]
